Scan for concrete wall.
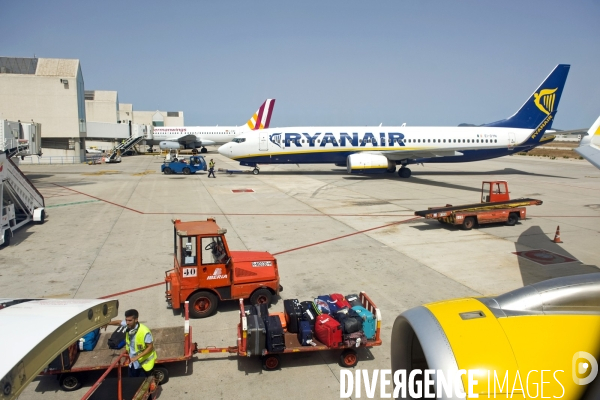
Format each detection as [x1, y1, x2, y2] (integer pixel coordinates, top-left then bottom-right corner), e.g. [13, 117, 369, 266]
[0, 71, 83, 139]
[133, 110, 184, 126]
[119, 103, 133, 124]
[85, 91, 118, 123]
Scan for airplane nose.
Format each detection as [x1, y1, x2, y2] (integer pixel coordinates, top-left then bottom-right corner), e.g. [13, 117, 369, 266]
[217, 143, 229, 156]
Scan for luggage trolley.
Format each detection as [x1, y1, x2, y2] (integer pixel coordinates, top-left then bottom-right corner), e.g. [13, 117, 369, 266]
[197, 292, 383, 370]
[40, 303, 198, 393]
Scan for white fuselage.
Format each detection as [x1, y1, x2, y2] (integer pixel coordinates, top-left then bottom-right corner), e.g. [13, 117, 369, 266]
[151, 126, 247, 147]
[218, 125, 538, 165]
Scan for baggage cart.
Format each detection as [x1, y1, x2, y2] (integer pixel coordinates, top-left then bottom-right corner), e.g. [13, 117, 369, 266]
[40, 304, 197, 392]
[196, 291, 383, 370]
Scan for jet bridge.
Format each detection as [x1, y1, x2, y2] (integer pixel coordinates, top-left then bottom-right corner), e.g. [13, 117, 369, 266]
[0, 120, 42, 159]
[1, 152, 45, 246]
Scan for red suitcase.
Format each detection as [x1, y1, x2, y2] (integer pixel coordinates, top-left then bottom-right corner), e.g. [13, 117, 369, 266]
[330, 293, 351, 309]
[315, 314, 343, 348]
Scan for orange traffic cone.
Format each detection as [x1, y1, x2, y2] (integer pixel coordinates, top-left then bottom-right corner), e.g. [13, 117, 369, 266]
[553, 226, 563, 243]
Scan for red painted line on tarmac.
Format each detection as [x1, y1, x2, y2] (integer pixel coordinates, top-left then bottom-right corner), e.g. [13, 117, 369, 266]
[52, 183, 143, 214]
[273, 216, 421, 256]
[97, 217, 422, 298]
[98, 281, 164, 299]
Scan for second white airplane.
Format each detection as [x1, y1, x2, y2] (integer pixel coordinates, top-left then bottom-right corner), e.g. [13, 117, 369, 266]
[148, 99, 275, 153]
[218, 65, 569, 178]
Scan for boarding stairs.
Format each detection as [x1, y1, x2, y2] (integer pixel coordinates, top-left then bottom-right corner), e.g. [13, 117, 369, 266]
[1, 152, 45, 246]
[105, 135, 144, 163]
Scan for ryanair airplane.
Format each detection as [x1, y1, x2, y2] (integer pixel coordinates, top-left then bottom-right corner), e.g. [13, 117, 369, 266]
[218, 65, 569, 178]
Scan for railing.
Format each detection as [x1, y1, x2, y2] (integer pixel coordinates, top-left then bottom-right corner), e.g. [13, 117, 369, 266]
[19, 156, 80, 165]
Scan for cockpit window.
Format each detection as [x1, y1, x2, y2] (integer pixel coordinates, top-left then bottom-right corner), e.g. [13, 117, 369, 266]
[232, 138, 246, 143]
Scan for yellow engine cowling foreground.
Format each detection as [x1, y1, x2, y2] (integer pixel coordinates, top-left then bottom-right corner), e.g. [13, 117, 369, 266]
[391, 273, 600, 399]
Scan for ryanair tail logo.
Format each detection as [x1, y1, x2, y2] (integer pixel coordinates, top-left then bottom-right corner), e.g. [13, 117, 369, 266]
[533, 88, 558, 115]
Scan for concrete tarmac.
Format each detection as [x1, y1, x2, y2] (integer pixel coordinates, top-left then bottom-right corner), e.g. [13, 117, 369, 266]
[4, 152, 599, 399]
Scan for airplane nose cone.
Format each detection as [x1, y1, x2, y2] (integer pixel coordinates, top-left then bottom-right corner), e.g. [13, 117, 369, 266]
[217, 143, 230, 157]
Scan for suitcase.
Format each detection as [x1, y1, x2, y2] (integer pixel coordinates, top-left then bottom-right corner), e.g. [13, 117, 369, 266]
[254, 303, 270, 324]
[315, 314, 343, 348]
[343, 331, 368, 347]
[352, 306, 376, 339]
[297, 320, 314, 346]
[300, 301, 316, 328]
[243, 304, 257, 316]
[283, 299, 302, 334]
[49, 343, 78, 370]
[271, 311, 287, 330]
[317, 295, 340, 314]
[247, 315, 267, 356]
[345, 294, 362, 308]
[265, 315, 286, 353]
[330, 293, 351, 309]
[108, 325, 127, 349]
[336, 310, 363, 334]
[78, 328, 101, 351]
[312, 298, 330, 315]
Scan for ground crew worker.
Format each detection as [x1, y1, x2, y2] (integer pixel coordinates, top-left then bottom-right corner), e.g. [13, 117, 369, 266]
[208, 158, 216, 178]
[107, 309, 157, 377]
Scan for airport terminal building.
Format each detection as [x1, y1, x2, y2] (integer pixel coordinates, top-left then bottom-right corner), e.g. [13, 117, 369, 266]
[0, 57, 87, 160]
[0, 56, 185, 160]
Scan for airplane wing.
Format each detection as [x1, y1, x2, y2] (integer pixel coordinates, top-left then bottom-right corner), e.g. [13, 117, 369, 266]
[575, 114, 600, 169]
[373, 149, 464, 161]
[176, 134, 198, 145]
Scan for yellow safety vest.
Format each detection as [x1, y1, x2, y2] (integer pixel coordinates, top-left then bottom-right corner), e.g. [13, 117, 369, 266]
[125, 323, 157, 371]
[209, 161, 215, 168]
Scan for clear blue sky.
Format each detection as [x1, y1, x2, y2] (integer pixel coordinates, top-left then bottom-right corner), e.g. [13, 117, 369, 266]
[3, 1, 599, 129]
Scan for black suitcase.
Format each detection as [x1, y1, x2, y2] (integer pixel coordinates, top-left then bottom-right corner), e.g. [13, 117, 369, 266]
[345, 294, 362, 308]
[265, 315, 286, 353]
[283, 299, 302, 334]
[244, 304, 257, 316]
[335, 307, 363, 334]
[300, 301, 316, 328]
[254, 303, 269, 324]
[247, 315, 267, 357]
[49, 343, 78, 370]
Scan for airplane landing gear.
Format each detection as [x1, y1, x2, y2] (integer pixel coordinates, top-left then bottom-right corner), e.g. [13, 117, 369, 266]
[201, 147, 208, 154]
[253, 167, 260, 175]
[398, 167, 411, 178]
[147, 147, 154, 153]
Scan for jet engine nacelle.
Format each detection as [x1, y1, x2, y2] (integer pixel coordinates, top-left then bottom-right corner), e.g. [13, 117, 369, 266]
[159, 141, 182, 150]
[391, 273, 600, 399]
[346, 153, 394, 174]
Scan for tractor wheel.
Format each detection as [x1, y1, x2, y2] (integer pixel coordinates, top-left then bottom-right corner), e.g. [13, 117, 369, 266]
[462, 217, 475, 230]
[182, 167, 191, 175]
[340, 349, 359, 368]
[506, 212, 519, 226]
[262, 354, 280, 371]
[163, 167, 172, 175]
[250, 288, 272, 306]
[188, 291, 218, 318]
[59, 374, 83, 391]
[152, 367, 169, 385]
